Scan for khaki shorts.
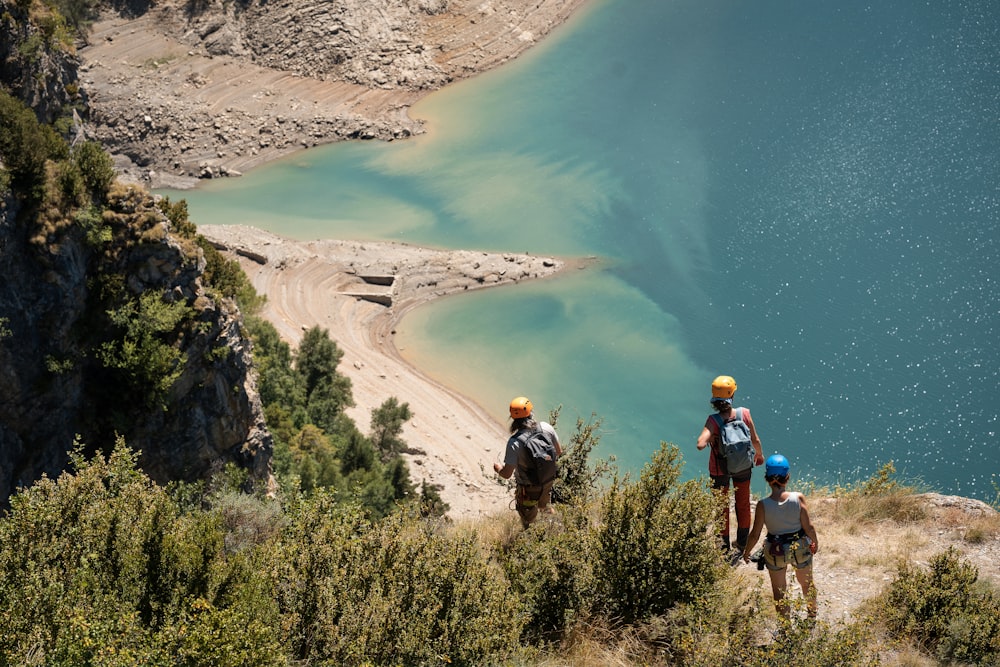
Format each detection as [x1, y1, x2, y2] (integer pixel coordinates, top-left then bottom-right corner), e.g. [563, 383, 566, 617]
[763, 535, 813, 571]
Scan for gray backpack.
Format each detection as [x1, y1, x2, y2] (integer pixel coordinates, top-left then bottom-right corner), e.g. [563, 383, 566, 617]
[711, 408, 754, 475]
[515, 428, 559, 486]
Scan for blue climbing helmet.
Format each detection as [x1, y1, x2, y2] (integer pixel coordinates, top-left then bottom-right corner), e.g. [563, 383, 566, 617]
[765, 454, 790, 478]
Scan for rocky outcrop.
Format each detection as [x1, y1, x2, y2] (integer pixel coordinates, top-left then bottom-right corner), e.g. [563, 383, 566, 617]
[0, 0, 83, 125]
[0, 184, 274, 505]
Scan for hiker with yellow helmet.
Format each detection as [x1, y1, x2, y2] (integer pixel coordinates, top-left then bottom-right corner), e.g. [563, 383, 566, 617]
[493, 396, 563, 528]
[696, 375, 765, 556]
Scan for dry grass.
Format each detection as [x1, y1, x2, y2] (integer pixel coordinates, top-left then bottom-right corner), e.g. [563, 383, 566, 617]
[829, 488, 929, 525]
[463, 472, 1000, 665]
[736, 481, 1000, 626]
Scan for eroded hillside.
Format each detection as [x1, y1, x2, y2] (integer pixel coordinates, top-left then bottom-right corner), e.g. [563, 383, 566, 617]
[77, 0, 589, 187]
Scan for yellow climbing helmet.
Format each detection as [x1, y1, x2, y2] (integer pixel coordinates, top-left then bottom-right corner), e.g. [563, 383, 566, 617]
[711, 375, 737, 399]
[509, 396, 533, 419]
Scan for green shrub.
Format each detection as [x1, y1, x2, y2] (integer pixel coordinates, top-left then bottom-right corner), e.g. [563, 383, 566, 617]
[74, 204, 112, 246]
[268, 495, 521, 665]
[97, 291, 192, 409]
[72, 141, 115, 203]
[194, 235, 265, 314]
[738, 617, 880, 667]
[592, 443, 723, 626]
[0, 88, 68, 204]
[877, 547, 1000, 664]
[498, 508, 594, 643]
[0, 440, 283, 665]
[209, 490, 285, 554]
[370, 396, 412, 460]
[49, 0, 102, 33]
[551, 411, 616, 506]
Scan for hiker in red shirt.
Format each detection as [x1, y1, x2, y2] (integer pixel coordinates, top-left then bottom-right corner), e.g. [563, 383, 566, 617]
[696, 375, 764, 556]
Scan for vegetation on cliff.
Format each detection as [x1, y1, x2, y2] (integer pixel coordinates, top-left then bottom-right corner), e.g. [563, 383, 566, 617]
[0, 438, 997, 666]
[2, 74, 440, 518]
[1, 83, 273, 498]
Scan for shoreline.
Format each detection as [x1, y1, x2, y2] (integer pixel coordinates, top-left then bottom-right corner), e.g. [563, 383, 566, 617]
[78, 0, 596, 517]
[200, 225, 589, 519]
[78, 0, 593, 190]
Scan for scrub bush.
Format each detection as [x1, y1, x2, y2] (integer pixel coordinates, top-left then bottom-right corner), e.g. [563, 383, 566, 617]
[496, 443, 724, 648]
[551, 411, 616, 506]
[877, 547, 1000, 664]
[97, 291, 192, 409]
[592, 443, 723, 626]
[268, 495, 522, 665]
[498, 508, 595, 644]
[0, 88, 67, 205]
[0, 440, 284, 665]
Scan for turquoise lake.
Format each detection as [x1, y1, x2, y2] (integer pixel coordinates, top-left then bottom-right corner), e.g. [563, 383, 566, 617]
[164, 0, 1000, 500]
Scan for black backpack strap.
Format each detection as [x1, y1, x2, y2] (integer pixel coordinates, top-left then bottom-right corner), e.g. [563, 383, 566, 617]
[514, 428, 537, 447]
[514, 428, 542, 469]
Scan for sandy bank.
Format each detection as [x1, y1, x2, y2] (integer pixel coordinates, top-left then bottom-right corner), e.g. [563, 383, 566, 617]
[200, 225, 584, 519]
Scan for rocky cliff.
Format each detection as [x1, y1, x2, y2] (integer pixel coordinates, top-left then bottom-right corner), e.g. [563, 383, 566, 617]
[0, 180, 274, 504]
[1, 0, 273, 503]
[0, 0, 81, 125]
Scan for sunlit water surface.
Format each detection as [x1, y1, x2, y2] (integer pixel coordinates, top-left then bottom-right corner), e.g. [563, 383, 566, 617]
[164, 0, 1000, 500]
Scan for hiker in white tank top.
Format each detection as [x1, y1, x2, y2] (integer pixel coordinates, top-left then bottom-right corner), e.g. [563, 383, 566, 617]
[759, 494, 802, 535]
[742, 454, 819, 620]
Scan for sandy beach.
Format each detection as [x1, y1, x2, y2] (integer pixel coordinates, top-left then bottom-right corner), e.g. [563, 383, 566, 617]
[200, 225, 581, 519]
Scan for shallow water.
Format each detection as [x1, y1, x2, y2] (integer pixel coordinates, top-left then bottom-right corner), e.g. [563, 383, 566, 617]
[165, 0, 1000, 500]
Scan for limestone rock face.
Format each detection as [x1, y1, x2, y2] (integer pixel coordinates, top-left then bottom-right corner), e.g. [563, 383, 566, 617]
[0, 185, 273, 505]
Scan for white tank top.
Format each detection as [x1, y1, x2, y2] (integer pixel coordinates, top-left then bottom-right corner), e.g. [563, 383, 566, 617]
[761, 493, 802, 535]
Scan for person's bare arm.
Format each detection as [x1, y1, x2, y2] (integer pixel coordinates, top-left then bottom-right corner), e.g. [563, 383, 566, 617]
[493, 461, 515, 479]
[742, 500, 767, 562]
[744, 410, 764, 466]
[799, 494, 819, 554]
[696, 426, 712, 450]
